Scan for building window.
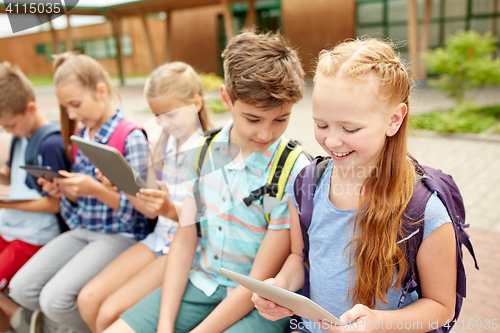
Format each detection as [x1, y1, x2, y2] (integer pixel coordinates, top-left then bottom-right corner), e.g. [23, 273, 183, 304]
[35, 35, 133, 61]
[356, 0, 500, 59]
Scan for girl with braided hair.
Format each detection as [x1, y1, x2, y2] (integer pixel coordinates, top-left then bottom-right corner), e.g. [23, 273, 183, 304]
[252, 38, 456, 333]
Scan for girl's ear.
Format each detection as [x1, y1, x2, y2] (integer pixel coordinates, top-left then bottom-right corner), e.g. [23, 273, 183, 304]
[95, 82, 109, 101]
[220, 85, 232, 112]
[386, 103, 407, 137]
[193, 94, 203, 113]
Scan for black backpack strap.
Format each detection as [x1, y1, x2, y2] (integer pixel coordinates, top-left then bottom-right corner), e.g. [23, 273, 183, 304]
[242, 140, 300, 207]
[8, 137, 17, 167]
[25, 123, 61, 193]
[194, 128, 222, 238]
[267, 139, 298, 191]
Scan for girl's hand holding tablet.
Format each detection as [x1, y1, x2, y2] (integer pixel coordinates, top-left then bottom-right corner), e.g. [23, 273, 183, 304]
[55, 170, 100, 198]
[94, 168, 118, 191]
[324, 304, 380, 333]
[252, 277, 294, 321]
[136, 186, 175, 218]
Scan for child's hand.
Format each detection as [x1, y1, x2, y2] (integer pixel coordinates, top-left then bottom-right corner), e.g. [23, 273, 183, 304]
[37, 177, 63, 198]
[319, 304, 379, 333]
[136, 187, 174, 217]
[55, 171, 98, 198]
[252, 278, 294, 321]
[94, 168, 118, 191]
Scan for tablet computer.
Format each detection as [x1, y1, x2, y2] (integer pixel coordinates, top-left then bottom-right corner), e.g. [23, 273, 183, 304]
[70, 135, 149, 195]
[20, 165, 66, 182]
[220, 268, 342, 325]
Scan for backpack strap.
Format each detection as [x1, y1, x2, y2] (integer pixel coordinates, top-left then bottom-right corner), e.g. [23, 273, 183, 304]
[24, 123, 62, 193]
[8, 136, 17, 168]
[398, 177, 429, 308]
[399, 160, 478, 314]
[193, 128, 222, 237]
[242, 138, 304, 223]
[25, 123, 61, 165]
[293, 156, 330, 298]
[72, 127, 85, 162]
[193, 133, 305, 237]
[108, 119, 146, 155]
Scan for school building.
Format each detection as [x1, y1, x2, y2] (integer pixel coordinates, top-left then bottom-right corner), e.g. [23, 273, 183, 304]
[0, 0, 499, 83]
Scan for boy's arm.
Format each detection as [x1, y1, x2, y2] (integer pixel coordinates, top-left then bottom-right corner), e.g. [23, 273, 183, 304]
[274, 200, 305, 291]
[157, 195, 199, 333]
[251, 200, 306, 321]
[191, 226, 291, 333]
[0, 196, 60, 213]
[0, 165, 10, 185]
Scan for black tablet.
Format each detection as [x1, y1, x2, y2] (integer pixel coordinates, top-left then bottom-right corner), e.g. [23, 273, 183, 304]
[20, 165, 66, 182]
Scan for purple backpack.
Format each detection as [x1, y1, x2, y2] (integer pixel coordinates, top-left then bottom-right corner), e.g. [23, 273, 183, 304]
[293, 156, 479, 332]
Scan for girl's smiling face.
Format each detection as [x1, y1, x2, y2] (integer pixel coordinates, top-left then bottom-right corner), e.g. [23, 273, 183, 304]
[312, 73, 407, 175]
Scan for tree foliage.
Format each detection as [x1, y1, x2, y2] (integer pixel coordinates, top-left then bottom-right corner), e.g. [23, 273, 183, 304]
[424, 30, 500, 108]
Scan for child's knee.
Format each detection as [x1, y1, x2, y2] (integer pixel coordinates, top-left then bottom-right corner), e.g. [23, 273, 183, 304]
[39, 286, 73, 322]
[96, 300, 121, 330]
[8, 274, 35, 310]
[77, 287, 98, 320]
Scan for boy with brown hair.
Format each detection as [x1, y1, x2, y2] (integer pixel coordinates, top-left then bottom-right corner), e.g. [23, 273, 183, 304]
[0, 61, 70, 333]
[103, 30, 309, 333]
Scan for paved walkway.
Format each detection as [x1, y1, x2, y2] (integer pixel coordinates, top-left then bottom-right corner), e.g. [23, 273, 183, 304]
[0, 79, 499, 332]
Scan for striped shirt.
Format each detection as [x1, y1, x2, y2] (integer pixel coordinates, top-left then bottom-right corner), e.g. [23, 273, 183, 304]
[184, 120, 311, 296]
[141, 130, 202, 253]
[60, 110, 149, 240]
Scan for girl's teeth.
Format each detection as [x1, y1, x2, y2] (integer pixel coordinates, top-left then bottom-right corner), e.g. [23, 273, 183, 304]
[333, 151, 351, 157]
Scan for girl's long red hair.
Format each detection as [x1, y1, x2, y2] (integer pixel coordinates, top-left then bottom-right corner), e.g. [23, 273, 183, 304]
[315, 39, 414, 308]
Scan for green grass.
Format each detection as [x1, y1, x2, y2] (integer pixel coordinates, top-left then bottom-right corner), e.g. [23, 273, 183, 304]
[28, 76, 53, 86]
[410, 105, 500, 134]
[110, 74, 149, 80]
[207, 99, 227, 114]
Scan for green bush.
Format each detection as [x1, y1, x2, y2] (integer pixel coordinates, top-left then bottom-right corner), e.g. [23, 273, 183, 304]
[423, 30, 500, 108]
[200, 72, 224, 91]
[410, 105, 500, 133]
[207, 100, 227, 113]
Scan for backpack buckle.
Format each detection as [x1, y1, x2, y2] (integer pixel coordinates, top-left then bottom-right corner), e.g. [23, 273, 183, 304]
[287, 140, 298, 150]
[243, 184, 278, 206]
[397, 293, 407, 309]
[399, 276, 417, 309]
[195, 204, 206, 223]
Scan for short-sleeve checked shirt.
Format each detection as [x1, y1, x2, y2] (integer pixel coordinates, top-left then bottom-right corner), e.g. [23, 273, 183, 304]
[60, 110, 150, 240]
[184, 120, 311, 297]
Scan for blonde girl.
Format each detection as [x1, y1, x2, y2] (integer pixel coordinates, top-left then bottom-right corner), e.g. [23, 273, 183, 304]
[9, 53, 150, 333]
[77, 62, 211, 333]
[253, 39, 456, 333]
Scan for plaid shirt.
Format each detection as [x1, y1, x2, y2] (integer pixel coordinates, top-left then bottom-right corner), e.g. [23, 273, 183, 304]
[60, 110, 149, 240]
